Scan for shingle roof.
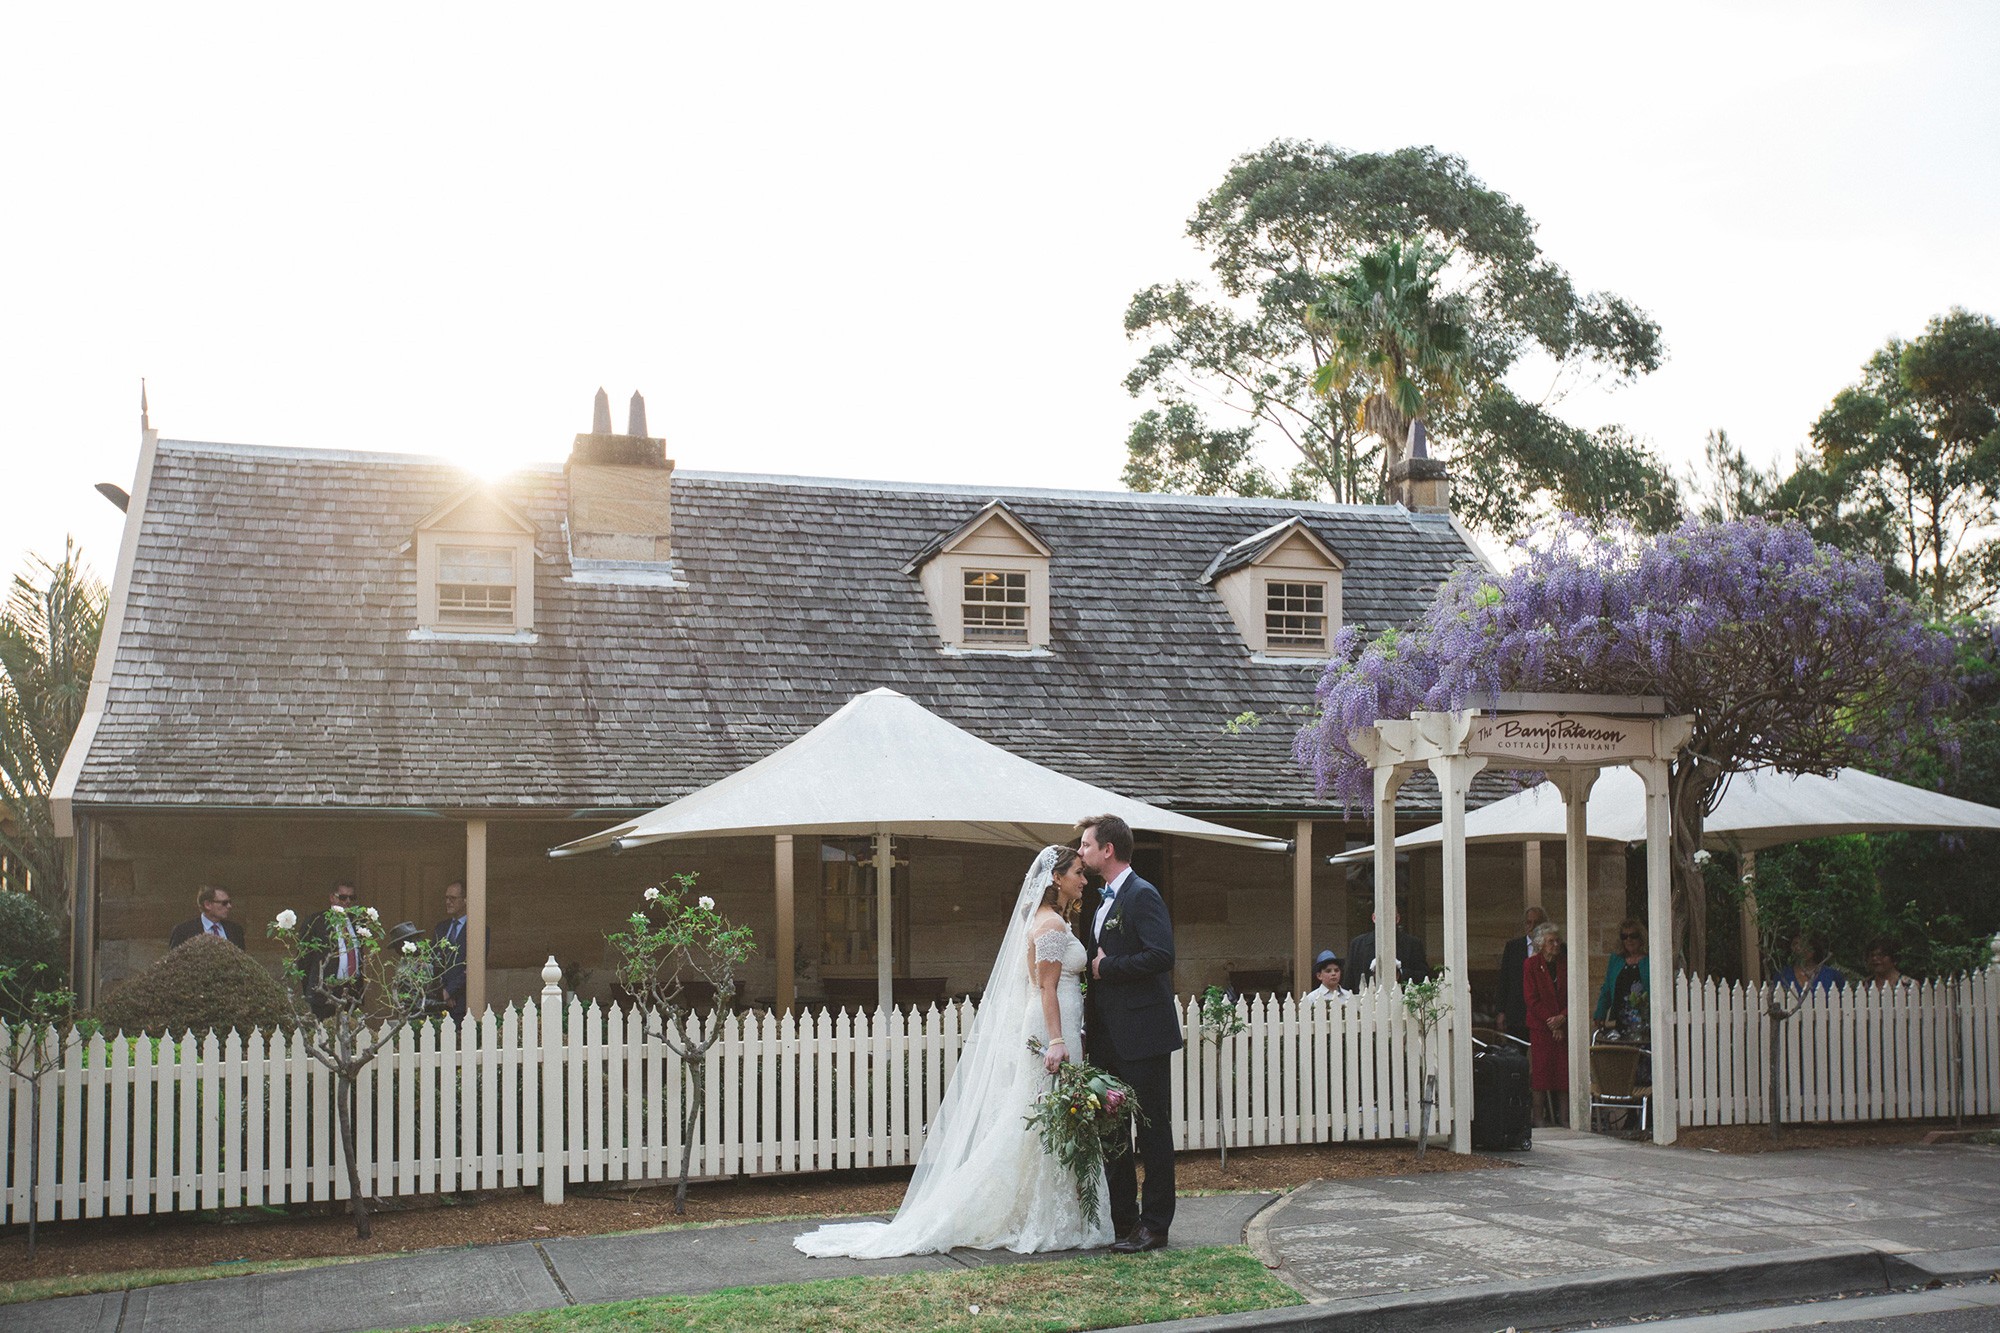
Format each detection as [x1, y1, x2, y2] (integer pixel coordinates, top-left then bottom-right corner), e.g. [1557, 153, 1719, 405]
[73, 440, 1491, 817]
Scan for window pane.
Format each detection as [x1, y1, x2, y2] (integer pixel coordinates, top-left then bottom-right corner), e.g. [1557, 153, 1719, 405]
[439, 546, 514, 584]
[438, 584, 516, 625]
[436, 545, 516, 627]
[962, 569, 1029, 640]
[1265, 580, 1326, 648]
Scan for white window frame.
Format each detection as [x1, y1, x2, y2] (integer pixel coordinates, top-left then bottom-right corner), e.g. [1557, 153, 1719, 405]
[961, 568, 1031, 643]
[1264, 579, 1328, 650]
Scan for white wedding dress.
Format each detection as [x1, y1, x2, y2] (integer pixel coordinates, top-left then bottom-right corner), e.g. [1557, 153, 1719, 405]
[794, 848, 1113, 1258]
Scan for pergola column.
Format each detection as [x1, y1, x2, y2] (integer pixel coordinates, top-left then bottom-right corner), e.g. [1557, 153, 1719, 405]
[775, 834, 795, 1016]
[1552, 767, 1599, 1131]
[466, 818, 488, 1018]
[1633, 757, 1677, 1143]
[1738, 849, 1761, 985]
[1428, 752, 1487, 1155]
[1292, 820, 1313, 999]
[875, 829, 894, 1015]
[1371, 765, 1407, 991]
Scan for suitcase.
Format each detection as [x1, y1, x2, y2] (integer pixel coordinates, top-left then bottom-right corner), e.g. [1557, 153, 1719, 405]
[1471, 1043, 1533, 1151]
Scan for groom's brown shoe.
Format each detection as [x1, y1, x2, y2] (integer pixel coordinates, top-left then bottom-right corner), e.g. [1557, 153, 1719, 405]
[1111, 1225, 1168, 1253]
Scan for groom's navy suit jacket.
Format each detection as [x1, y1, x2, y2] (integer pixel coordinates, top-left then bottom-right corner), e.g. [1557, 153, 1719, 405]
[1081, 873, 1184, 1062]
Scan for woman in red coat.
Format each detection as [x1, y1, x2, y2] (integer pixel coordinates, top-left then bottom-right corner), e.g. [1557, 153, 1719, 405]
[1523, 922, 1568, 1126]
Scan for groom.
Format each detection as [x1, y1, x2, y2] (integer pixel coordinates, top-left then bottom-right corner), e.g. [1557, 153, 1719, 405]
[1078, 813, 1180, 1253]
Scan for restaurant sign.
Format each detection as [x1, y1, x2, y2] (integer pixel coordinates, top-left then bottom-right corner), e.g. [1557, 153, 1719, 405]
[1466, 712, 1657, 766]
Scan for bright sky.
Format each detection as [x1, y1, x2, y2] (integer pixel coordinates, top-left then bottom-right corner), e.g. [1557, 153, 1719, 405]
[3, 2, 1995, 584]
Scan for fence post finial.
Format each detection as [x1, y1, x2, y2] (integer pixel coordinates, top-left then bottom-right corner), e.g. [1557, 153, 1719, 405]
[542, 956, 563, 994]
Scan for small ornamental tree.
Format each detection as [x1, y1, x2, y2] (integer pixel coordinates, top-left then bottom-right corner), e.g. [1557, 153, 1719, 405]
[1295, 518, 1956, 971]
[0, 960, 93, 1256]
[269, 907, 448, 1239]
[606, 874, 754, 1214]
[1400, 968, 1451, 1158]
[1196, 985, 1249, 1169]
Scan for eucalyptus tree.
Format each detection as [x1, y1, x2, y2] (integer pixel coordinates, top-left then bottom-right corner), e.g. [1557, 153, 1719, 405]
[1811, 308, 2000, 615]
[1123, 140, 1674, 535]
[0, 541, 105, 914]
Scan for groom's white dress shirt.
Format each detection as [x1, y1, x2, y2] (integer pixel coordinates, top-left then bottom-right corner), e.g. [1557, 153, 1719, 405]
[1093, 866, 1134, 938]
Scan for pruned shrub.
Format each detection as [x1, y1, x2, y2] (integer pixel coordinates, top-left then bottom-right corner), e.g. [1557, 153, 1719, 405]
[0, 891, 66, 1020]
[92, 935, 294, 1038]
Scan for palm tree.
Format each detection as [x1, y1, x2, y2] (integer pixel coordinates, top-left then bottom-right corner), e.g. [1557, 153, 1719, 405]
[1306, 239, 1469, 492]
[0, 542, 106, 916]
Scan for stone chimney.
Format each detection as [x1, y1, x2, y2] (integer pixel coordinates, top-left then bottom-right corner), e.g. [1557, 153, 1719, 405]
[567, 388, 673, 562]
[1388, 419, 1450, 513]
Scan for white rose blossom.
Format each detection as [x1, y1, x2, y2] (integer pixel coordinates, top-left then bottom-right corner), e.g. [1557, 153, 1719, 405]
[643, 887, 661, 901]
[275, 909, 297, 930]
[366, 906, 380, 921]
[355, 926, 371, 939]
[698, 895, 715, 911]
[329, 904, 346, 915]
[402, 941, 418, 954]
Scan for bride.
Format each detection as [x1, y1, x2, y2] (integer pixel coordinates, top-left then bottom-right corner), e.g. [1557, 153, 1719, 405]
[794, 844, 1113, 1257]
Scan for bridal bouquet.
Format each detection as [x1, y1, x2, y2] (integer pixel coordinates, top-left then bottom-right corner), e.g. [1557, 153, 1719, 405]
[1023, 1038, 1139, 1227]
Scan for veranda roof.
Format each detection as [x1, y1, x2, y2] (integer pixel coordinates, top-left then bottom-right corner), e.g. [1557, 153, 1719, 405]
[547, 687, 1291, 857]
[1330, 764, 2000, 861]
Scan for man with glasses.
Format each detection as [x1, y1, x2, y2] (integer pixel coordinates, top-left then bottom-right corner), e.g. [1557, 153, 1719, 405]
[301, 881, 368, 1018]
[168, 886, 244, 950]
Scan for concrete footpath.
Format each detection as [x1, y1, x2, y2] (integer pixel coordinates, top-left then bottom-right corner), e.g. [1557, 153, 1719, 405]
[4, 1131, 1997, 1333]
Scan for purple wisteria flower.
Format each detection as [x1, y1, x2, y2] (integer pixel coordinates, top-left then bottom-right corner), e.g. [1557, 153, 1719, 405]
[1295, 517, 1956, 806]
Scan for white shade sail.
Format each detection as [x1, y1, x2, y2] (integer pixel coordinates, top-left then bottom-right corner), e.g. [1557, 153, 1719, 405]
[1330, 764, 2000, 862]
[548, 687, 1290, 857]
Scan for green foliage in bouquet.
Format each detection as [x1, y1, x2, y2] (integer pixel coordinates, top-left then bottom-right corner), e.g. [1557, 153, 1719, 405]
[1023, 1037, 1138, 1228]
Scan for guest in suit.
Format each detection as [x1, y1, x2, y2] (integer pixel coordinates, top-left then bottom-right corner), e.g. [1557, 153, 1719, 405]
[433, 881, 469, 1020]
[300, 881, 366, 1019]
[1524, 922, 1569, 1126]
[1494, 906, 1548, 1038]
[1344, 908, 1431, 991]
[168, 886, 245, 950]
[1079, 813, 1181, 1254]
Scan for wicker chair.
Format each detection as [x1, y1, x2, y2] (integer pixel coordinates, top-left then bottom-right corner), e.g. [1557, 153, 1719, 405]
[1588, 1041, 1649, 1131]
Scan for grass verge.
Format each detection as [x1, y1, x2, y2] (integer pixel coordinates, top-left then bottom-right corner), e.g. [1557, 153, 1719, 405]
[394, 1245, 1297, 1333]
[0, 1252, 370, 1305]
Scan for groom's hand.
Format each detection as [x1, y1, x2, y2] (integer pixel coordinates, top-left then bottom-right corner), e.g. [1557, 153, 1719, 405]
[1092, 947, 1105, 979]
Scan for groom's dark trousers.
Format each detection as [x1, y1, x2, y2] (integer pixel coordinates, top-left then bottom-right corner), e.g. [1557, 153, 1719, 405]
[1083, 873, 1182, 1236]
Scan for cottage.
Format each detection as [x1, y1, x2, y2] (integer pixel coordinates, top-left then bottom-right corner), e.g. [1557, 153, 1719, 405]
[53, 396, 1630, 1012]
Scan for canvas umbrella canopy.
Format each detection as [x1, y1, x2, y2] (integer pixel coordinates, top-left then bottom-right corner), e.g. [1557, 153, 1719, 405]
[548, 687, 1289, 856]
[1329, 764, 2000, 862]
[549, 688, 1288, 1013]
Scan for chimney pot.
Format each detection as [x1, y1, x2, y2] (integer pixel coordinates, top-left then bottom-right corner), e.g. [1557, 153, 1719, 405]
[591, 387, 612, 435]
[628, 391, 648, 438]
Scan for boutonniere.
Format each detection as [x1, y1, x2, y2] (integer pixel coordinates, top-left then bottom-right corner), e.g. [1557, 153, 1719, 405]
[1103, 897, 1128, 936]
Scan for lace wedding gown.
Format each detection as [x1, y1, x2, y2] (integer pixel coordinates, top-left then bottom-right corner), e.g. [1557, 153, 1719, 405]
[794, 896, 1112, 1258]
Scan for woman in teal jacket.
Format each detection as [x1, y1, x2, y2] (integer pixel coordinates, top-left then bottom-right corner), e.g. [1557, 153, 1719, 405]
[1595, 918, 1650, 1032]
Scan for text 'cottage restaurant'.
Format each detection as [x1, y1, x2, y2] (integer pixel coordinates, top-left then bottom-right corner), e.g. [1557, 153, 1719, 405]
[55, 394, 1620, 1014]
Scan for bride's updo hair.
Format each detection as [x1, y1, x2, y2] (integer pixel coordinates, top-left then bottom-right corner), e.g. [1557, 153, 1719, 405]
[1035, 846, 1084, 915]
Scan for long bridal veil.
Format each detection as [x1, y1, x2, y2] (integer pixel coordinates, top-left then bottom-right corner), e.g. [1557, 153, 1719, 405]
[793, 845, 1059, 1258]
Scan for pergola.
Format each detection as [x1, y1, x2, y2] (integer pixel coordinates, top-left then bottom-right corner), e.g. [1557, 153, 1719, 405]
[1349, 694, 1693, 1149]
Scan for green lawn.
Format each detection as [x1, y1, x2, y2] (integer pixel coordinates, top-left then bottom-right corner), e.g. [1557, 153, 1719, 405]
[390, 1245, 1297, 1332]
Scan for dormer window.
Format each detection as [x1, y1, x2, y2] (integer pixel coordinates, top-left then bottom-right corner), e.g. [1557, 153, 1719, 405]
[1265, 580, 1327, 650]
[1201, 518, 1345, 659]
[904, 501, 1053, 654]
[437, 546, 518, 627]
[963, 569, 1029, 642]
[411, 488, 540, 641]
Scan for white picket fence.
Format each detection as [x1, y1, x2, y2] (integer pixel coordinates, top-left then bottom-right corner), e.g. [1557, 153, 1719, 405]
[1, 987, 1450, 1223]
[1673, 969, 2000, 1127]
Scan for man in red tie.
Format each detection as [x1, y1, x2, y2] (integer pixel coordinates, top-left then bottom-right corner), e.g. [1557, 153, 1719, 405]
[168, 886, 245, 950]
[301, 881, 368, 1019]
